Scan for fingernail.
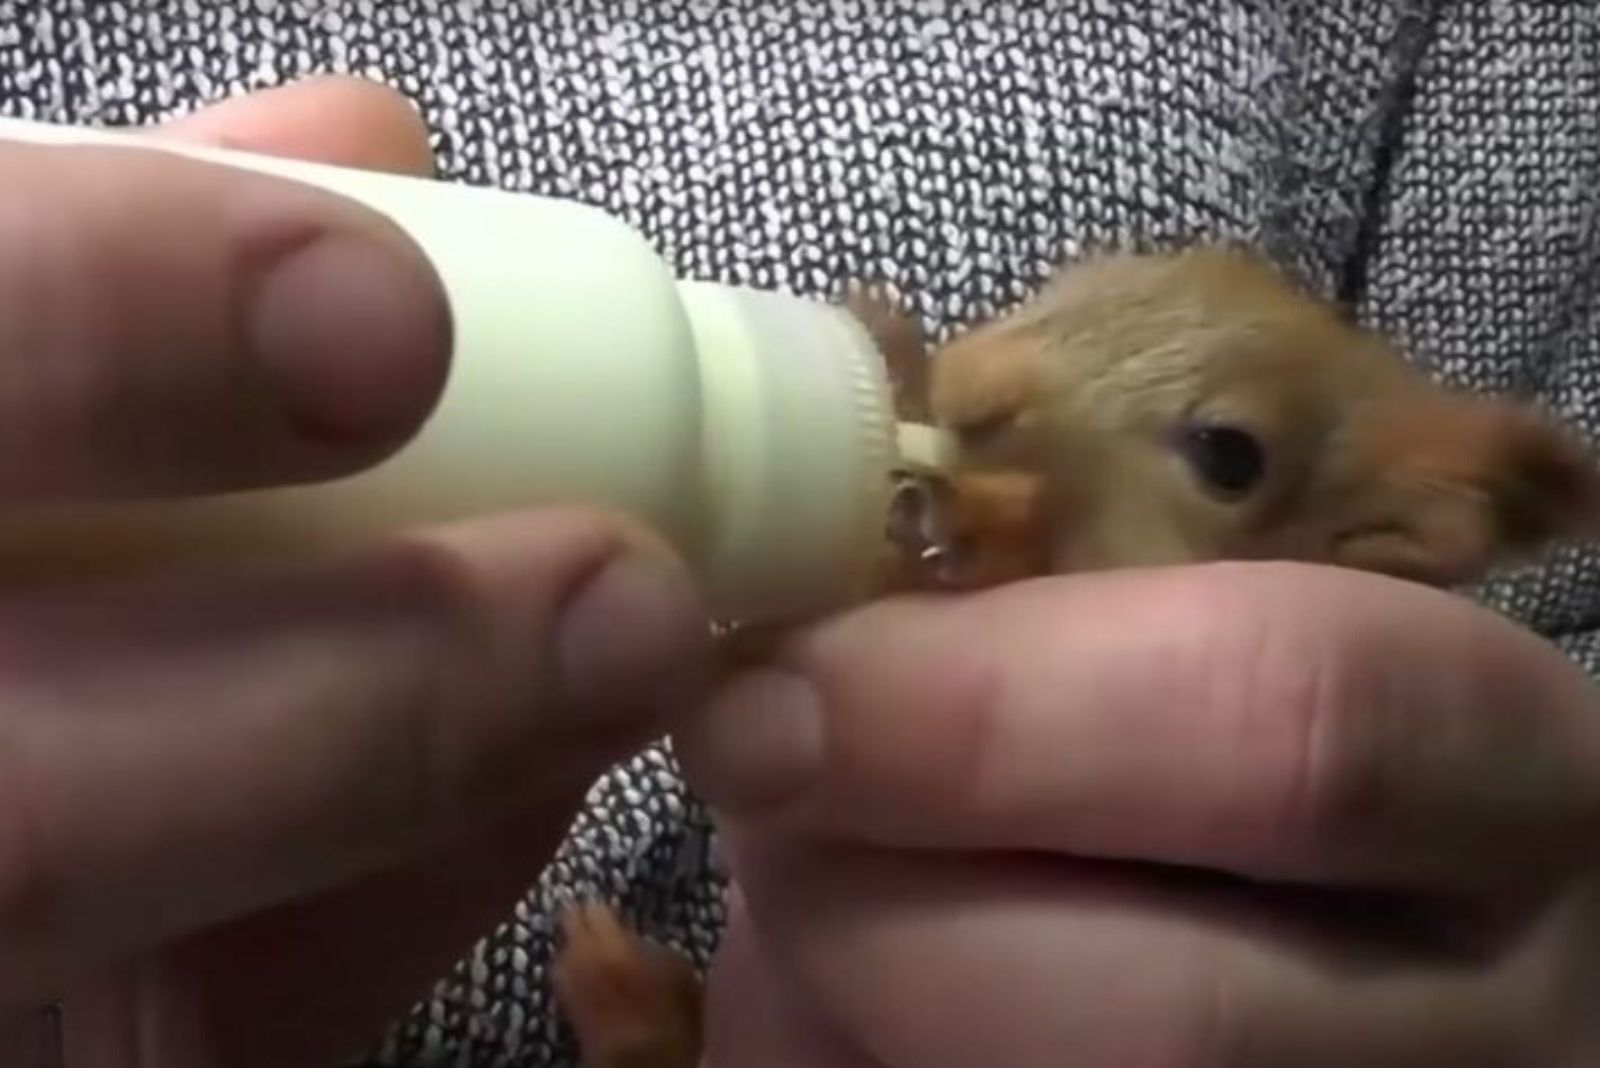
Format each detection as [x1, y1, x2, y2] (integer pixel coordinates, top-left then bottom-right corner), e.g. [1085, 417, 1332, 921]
[249, 230, 453, 445]
[555, 553, 712, 727]
[677, 670, 826, 811]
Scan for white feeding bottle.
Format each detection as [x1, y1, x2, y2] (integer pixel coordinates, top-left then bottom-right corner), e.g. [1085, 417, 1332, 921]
[0, 116, 953, 624]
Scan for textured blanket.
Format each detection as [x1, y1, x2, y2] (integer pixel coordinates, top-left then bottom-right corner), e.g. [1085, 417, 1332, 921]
[2, 2, 1596, 1065]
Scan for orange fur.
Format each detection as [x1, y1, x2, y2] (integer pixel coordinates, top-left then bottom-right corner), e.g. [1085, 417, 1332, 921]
[552, 902, 704, 1068]
[926, 244, 1600, 583]
[551, 244, 1600, 1068]
[844, 280, 931, 423]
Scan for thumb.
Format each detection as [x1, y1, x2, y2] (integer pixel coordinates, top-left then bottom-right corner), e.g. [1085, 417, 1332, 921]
[0, 88, 450, 506]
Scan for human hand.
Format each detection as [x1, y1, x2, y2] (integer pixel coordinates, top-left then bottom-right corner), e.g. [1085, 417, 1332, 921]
[0, 77, 709, 1067]
[679, 563, 1600, 1068]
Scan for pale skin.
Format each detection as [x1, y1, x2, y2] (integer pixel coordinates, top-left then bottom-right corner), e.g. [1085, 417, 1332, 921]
[1, 75, 1596, 1068]
[680, 566, 1600, 1067]
[0, 78, 711, 1067]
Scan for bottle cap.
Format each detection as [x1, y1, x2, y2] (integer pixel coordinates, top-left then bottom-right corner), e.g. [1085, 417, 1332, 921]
[678, 282, 945, 622]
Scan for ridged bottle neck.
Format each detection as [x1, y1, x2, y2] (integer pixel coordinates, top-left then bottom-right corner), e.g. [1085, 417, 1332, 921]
[674, 281, 900, 623]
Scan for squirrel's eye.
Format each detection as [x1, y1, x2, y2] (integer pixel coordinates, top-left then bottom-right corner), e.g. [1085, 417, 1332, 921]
[1175, 423, 1266, 496]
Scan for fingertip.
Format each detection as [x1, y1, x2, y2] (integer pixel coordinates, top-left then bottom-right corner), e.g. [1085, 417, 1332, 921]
[678, 593, 996, 823]
[156, 75, 436, 176]
[676, 669, 827, 813]
[553, 548, 713, 730]
[245, 222, 453, 451]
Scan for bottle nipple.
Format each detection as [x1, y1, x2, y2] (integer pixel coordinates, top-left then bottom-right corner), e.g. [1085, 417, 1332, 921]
[885, 421, 964, 589]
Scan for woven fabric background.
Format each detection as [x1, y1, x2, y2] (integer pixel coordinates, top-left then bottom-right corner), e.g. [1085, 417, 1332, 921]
[2, 2, 1596, 1065]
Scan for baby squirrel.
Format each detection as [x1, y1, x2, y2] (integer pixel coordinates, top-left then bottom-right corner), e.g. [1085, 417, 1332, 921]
[877, 243, 1600, 591]
[549, 242, 1600, 1068]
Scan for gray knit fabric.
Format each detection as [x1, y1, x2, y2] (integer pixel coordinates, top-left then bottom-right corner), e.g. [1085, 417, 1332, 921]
[1, 2, 1596, 1065]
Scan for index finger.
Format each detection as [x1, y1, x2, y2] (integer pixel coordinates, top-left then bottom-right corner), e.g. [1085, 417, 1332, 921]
[677, 562, 1600, 895]
[156, 75, 438, 177]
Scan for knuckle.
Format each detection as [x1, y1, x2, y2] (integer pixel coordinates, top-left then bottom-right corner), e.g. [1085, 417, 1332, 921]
[1276, 665, 1400, 866]
[0, 154, 109, 455]
[0, 144, 228, 494]
[817, 598, 1004, 831]
[1257, 632, 1388, 867]
[1186, 567, 1389, 866]
[352, 538, 514, 830]
[364, 530, 506, 648]
[348, 523, 606, 828]
[1179, 963, 1256, 1068]
[377, 507, 623, 666]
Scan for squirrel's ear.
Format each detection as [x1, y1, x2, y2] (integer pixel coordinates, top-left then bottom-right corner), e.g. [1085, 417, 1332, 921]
[1468, 399, 1600, 549]
[1331, 393, 1600, 586]
[843, 282, 930, 421]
